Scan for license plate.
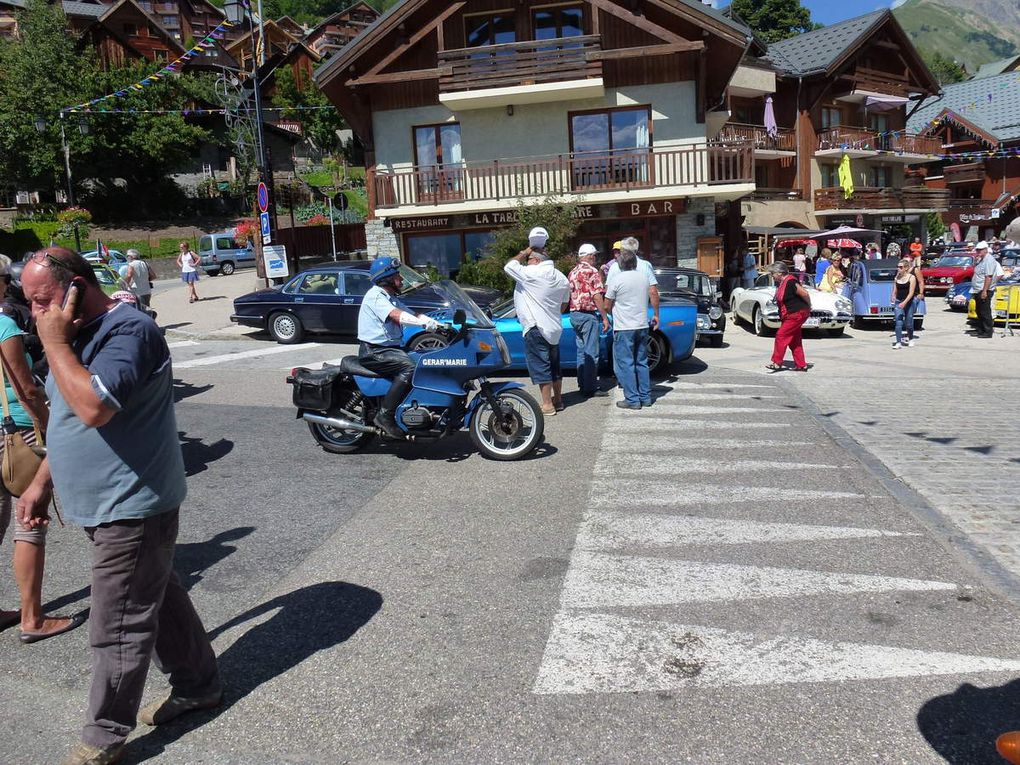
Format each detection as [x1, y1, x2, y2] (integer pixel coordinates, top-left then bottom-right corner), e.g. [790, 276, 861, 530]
[803, 317, 820, 328]
[995, 310, 1008, 318]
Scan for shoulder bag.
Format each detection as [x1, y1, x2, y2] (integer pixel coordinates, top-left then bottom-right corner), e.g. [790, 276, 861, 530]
[0, 353, 45, 498]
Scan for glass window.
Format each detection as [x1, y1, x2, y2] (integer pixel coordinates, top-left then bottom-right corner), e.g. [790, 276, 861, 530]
[870, 165, 890, 187]
[534, 6, 583, 40]
[822, 107, 841, 129]
[405, 233, 463, 277]
[199, 236, 212, 253]
[820, 163, 839, 187]
[124, 23, 138, 35]
[343, 271, 371, 296]
[414, 123, 463, 200]
[570, 107, 651, 188]
[216, 237, 235, 249]
[869, 113, 889, 133]
[465, 14, 515, 47]
[464, 230, 496, 261]
[297, 273, 338, 294]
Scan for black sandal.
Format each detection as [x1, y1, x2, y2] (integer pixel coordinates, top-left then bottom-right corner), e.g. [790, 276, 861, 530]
[765, 363, 784, 372]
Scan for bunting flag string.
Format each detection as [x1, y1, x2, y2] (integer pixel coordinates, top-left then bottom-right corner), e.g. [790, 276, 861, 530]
[61, 18, 239, 114]
[63, 104, 338, 116]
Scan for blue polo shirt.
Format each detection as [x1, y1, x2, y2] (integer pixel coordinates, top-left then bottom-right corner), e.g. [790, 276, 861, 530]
[45, 303, 186, 527]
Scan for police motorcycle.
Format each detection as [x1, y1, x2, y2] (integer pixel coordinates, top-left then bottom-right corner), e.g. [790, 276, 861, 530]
[287, 289, 545, 461]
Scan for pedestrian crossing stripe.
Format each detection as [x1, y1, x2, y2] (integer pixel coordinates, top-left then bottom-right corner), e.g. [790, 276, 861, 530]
[576, 511, 915, 550]
[560, 552, 956, 608]
[533, 612, 1020, 694]
[603, 417, 780, 428]
[600, 436, 816, 450]
[588, 479, 863, 507]
[594, 455, 837, 475]
[608, 405, 791, 415]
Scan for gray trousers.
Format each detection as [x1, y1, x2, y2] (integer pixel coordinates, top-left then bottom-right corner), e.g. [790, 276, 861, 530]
[83, 509, 219, 748]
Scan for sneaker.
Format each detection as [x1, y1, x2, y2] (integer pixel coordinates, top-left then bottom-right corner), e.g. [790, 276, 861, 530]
[892, 342, 902, 349]
[60, 742, 124, 765]
[615, 401, 641, 410]
[907, 339, 915, 347]
[138, 688, 223, 726]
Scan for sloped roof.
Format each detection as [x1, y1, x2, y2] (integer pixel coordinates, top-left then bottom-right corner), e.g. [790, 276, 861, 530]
[63, 1, 108, 18]
[908, 70, 1020, 143]
[973, 54, 1020, 80]
[764, 10, 884, 75]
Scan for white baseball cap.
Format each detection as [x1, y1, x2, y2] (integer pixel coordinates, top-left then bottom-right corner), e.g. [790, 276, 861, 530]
[578, 243, 598, 257]
[975, 240, 989, 250]
[528, 226, 549, 248]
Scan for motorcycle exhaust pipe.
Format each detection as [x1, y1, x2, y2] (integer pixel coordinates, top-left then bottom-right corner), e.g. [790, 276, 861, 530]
[302, 412, 378, 434]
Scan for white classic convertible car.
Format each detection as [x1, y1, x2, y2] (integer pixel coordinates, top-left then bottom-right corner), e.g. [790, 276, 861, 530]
[730, 274, 853, 337]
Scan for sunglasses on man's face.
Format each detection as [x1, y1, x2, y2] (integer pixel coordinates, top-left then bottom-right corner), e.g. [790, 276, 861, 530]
[29, 251, 73, 271]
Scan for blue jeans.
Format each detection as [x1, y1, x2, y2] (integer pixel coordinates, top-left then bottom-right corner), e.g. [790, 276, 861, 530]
[894, 301, 915, 344]
[569, 311, 600, 393]
[613, 328, 650, 406]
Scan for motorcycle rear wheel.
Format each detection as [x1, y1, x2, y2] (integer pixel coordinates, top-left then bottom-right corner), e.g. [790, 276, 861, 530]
[307, 399, 374, 454]
[469, 389, 544, 461]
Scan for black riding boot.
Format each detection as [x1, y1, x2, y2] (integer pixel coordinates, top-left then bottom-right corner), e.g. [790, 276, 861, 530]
[374, 371, 413, 439]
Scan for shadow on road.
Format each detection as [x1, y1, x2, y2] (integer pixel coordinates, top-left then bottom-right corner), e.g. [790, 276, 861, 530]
[172, 379, 214, 403]
[917, 679, 1020, 764]
[178, 432, 234, 476]
[125, 581, 383, 763]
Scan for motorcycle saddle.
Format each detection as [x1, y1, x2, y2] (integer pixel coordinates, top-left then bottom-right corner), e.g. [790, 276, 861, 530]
[338, 355, 383, 379]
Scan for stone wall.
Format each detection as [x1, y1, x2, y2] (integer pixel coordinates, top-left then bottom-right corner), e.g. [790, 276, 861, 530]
[675, 197, 716, 268]
[365, 219, 401, 260]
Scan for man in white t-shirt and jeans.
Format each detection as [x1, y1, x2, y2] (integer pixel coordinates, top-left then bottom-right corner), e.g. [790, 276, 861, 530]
[504, 226, 570, 415]
[605, 249, 659, 410]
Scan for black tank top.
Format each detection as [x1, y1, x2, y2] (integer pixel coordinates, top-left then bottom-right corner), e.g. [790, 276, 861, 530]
[894, 277, 913, 302]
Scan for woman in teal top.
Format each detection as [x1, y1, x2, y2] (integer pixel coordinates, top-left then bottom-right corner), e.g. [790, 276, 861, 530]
[0, 262, 84, 644]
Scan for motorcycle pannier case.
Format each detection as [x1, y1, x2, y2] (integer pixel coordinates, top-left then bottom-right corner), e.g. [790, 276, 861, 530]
[291, 367, 343, 410]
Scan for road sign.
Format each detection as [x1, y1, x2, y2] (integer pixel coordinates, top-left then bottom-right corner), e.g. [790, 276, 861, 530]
[260, 211, 271, 244]
[257, 182, 269, 213]
[263, 244, 289, 279]
[333, 192, 349, 212]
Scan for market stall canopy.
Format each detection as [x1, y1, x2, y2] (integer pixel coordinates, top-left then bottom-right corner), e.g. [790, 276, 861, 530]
[827, 238, 863, 249]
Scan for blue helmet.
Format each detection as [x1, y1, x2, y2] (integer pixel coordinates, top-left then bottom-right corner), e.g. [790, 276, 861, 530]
[369, 256, 401, 284]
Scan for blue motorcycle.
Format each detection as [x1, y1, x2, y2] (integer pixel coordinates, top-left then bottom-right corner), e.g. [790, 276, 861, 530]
[287, 302, 545, 461]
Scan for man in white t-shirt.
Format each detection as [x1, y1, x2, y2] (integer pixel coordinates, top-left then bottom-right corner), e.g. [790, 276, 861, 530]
[605, 236, 657, 284]
[605, 249, 659, 410]
[504, 226, 570, 415]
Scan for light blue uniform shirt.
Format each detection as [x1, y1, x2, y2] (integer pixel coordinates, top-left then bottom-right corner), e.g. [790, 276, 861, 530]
[358, 285, 404, 346]
[606, 257, 656, 286]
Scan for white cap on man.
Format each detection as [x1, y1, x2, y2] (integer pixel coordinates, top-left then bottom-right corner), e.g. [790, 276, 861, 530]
[528, 226, 549, 248]
[578, 243, 597, 258]
[975, 240, 989, 251]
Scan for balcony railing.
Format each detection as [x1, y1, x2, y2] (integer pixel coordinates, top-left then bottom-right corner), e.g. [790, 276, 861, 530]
[437, 36, 602, 93]
[748, 188, 804, 202]
[944, 162, 985, 185]
[372, 144, 753, 209]
[949, 198, 997, 209]
[717, 123, 796, 153]
[816, 127, 878, 152]
[814, 186, 950, 211]
[882, 133, 941, 156]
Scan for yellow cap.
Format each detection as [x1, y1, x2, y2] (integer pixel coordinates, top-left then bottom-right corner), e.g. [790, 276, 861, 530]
[612, 241, 623, 251]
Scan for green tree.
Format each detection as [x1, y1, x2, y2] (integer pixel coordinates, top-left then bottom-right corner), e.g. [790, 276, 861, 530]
[920, 49, 968, 85]
[925, 212, 946, 240]
[728, 0, 818, 44]
[271, 65, 348, 157]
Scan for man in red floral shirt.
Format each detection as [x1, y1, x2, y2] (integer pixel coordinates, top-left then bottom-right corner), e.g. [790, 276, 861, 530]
[568, 243, 611, 397]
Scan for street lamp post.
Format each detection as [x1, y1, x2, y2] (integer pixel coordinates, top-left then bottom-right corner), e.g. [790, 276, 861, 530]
[34, 115, 89, 251]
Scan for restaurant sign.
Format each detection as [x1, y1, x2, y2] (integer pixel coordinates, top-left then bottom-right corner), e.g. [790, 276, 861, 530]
[389, 199, 688, 233]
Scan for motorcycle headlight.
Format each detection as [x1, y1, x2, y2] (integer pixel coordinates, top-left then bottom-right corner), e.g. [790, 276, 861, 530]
[708, 305, 723, 320]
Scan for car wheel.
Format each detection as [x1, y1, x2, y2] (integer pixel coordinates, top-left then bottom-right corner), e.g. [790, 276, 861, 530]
[828, 326, 845, 337]
[753, 308, 774, 337]
[709, 334, 724, 348]
[646, 332, 668, 374]
[220, 261, 236, 276]
[407, 332, 449, 352]
[268, 312, 303, 344]
[731, 309, 742, 327]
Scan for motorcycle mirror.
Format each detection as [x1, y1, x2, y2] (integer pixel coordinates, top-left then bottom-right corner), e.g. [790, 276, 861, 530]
[453, 309, 466, 325]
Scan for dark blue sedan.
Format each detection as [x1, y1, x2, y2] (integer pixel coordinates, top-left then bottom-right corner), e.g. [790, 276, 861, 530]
[231, 261, 501, 344]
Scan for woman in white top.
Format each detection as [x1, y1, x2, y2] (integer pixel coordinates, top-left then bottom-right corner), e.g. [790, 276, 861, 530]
[177, 241, 200, 303]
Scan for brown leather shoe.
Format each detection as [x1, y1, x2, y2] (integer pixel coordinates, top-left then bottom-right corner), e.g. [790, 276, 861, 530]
[60, 742, 124, 765]
[138, 688, 223, 726]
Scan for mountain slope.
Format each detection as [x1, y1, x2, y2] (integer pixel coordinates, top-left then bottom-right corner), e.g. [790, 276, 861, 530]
[893, 0, 1020, 72]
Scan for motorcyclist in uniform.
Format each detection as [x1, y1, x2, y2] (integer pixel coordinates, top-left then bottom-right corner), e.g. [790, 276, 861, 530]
[358, 256, 442, 439]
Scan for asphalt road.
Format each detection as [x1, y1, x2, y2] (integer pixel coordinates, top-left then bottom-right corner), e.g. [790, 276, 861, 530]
[3, 306, 1020, 763]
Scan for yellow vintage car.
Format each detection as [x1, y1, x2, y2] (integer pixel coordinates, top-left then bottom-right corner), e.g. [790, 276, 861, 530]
[967, 280, 1020, 324]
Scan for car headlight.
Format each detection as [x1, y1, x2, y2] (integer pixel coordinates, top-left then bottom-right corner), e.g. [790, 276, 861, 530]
[708, 305, 723, 320]
[696, 315, 710, 328]
[765, 299, 777, 310]
[836, 299, 851, 311]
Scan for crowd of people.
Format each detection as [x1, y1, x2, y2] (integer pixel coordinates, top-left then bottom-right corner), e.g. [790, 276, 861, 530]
[0, 248, 219, 765]
[503, 229, 660, 412]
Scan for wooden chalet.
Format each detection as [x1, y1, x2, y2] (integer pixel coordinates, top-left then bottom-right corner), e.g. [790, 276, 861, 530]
[909, 71, 1020, 240]
[732, 9, 947, 241]
[305, 2, 379, 60]
[314, 0, 757, 274]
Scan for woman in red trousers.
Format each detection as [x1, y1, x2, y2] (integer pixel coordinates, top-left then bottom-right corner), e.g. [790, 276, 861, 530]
[766, 261, 811, 372]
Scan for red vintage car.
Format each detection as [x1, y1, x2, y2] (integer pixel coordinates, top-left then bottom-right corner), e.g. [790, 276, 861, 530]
[921, 253, 976, 295]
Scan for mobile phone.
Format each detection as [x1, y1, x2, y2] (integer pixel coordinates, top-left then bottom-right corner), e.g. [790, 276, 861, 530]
[61, 276, 87, 317]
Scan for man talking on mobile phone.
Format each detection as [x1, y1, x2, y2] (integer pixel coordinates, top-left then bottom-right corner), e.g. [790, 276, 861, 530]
[18, 247, 220, 765]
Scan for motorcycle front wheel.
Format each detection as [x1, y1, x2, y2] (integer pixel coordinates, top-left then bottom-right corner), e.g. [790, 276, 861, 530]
[469, 389, 544, 461]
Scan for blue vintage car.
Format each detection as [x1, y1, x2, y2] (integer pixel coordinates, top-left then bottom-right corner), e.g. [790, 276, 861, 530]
[846, 257, 926, 330]
[412, 297, 698, 375]
[946, 280, 972, 312]
[231, 261, 501, 344]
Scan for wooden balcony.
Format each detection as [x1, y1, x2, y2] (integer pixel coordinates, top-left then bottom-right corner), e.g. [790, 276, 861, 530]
[877, 133, 942, 163]
[372, 144, 754, 211]
[944, 162, 986, 185]
[814, 186, 950, 213]
[748, 188, 805, 202]
[437, 37, 603, 109]
[815, 127, 878, 158]
[717, 123, 796, 158]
